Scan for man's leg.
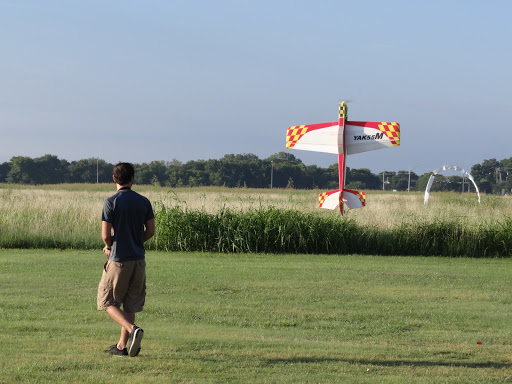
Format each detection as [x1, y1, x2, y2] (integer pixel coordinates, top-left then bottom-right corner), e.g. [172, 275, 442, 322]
[105, 306, 135, 349]
[118, 312, 135, 350]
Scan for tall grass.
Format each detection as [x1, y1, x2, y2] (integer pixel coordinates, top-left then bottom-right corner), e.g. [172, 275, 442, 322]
[0, 187, 102, 248]
[152, 204, 358, 254]
[2, 184, 512, 256]
[151, 204, 512, 257]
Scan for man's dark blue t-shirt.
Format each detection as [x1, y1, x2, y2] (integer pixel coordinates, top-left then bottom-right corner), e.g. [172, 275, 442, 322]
[101, 189, 154, 262]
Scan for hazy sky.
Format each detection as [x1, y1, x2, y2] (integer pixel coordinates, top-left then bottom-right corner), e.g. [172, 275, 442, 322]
[1, 0, 511, 175]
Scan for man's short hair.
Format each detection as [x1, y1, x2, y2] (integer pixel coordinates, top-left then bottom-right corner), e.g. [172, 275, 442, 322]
[113, 163, 135, 185]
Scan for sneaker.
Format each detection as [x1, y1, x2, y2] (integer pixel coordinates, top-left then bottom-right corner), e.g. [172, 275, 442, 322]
[104, 344, 128, 356]
[128, 326, 144, 357]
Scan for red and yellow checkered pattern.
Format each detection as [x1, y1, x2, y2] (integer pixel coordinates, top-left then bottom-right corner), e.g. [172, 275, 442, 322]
[318, 192, 328, 207]
[286, 125, 309, 149]
[341, 190, 366, 207]
[339, 102, 347, 121]
[355, 191, 366, 206]
[378, 122, 400, 146]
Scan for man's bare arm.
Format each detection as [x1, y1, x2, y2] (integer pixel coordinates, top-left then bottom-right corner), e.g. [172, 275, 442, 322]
[102, 221, 113, 247]
[144, 218, 155, 242]
[102, 221, 113, 257]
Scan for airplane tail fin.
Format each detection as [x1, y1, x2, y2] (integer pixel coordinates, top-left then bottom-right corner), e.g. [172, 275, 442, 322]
[319, 189, 366, 211]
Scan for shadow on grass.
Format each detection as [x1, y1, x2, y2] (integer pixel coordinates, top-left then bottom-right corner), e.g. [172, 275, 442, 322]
[264, 357, 512, 369]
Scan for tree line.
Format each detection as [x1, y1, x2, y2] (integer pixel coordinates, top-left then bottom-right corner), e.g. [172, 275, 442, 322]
[0, 153, 511, 194]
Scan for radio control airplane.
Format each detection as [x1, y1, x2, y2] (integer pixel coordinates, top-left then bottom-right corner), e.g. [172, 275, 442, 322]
[286, 102, 400, 215]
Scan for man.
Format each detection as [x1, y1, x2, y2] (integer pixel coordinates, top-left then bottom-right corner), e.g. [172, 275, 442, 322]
[97, 162, 155, 357]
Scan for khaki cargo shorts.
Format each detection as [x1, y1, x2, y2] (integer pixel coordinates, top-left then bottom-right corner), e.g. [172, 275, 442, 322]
[97, 259, 146, 313]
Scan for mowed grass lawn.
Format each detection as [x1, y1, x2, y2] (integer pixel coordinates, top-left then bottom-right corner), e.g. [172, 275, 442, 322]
[2, 250, 512, 383]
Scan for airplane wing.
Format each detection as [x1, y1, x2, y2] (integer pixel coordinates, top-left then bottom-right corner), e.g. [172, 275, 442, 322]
[286, 122, 339, 154]
[345, 121, 400, 155]
[286, 121, 399, 155]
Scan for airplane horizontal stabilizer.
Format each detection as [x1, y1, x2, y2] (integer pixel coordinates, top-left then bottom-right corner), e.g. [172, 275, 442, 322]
[318, 189, 365, 211]
[343, 189, 366, 210]
[318, 189, 340, 210]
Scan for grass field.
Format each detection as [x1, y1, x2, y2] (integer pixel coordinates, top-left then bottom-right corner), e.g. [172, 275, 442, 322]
[2, 249, 512, 383]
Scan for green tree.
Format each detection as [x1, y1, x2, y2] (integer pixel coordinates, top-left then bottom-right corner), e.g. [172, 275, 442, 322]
[471, 159, 499, 194]
[415, 173, 432, 192]
[204, 159, 223, 186]
[323, 164, 339, 190]
[165, 159, 184, 187]
[501, 157, 512, 185]
[214, 154, 267, 188]
[32, 155, 69, 184]
[68, 158, 112, 183]
[135, 161, 168, 185]
[182, 160, 210, 186]
[267, 152, 302, 165]
[0, 162, 11, 182]
[389, 171, 418, 191]
[7, 156, 37, 184]
[347, 168, 381, 190]
[303, 164, 324, 189]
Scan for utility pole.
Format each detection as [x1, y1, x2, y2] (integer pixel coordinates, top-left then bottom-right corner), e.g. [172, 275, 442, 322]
[382, 172, 385, 191]
[408, 169, 411, 192]
[96, 158, 99, 184]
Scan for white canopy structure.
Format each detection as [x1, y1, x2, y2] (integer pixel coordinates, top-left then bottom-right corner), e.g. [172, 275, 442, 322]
[424, 165, 481, 205]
